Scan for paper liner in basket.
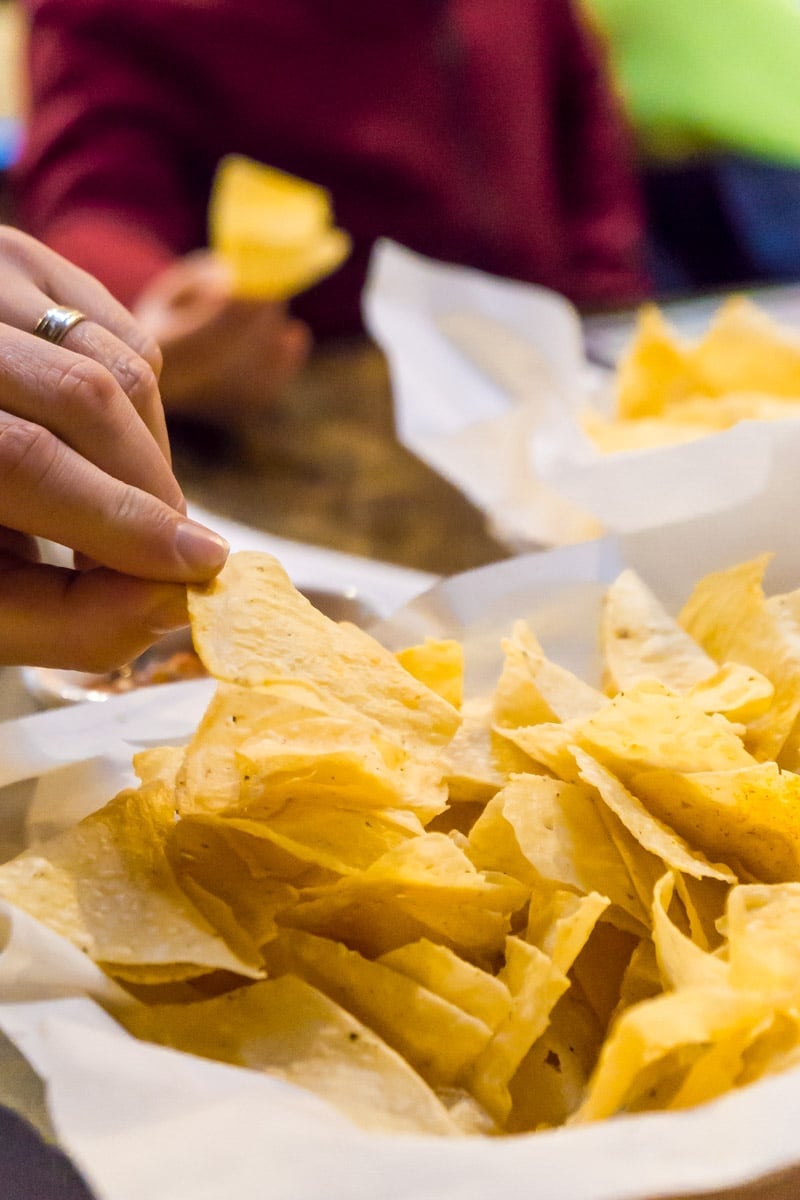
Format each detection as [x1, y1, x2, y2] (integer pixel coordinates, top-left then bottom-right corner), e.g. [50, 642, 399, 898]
[363, 240, 800, 546]
[363, 239, 601, 548]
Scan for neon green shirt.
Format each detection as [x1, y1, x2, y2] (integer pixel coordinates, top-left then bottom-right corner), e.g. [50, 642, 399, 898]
[585, 0, 800, 165]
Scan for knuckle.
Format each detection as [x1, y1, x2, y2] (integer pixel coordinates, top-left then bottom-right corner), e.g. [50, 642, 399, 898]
[109, 313, 164, 379]
[113, 351, 160, 409]
[55, 358, 119, 420]
[130, 332, 163, 379]
[0, 420, 59, 488]
[159, 474, 186, 513]
[107, 480, 145, 528]
[107, 479, 172, 538]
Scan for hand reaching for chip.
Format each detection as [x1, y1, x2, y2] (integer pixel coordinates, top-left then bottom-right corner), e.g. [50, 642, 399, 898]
[132, 159, 351, 421]
[0, 226, 230, 670]
[132, 250, 312, 419]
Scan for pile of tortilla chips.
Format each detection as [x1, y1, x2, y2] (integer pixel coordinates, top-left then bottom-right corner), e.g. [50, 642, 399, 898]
[583, 297, 800, 453]
[209, 155, 350, 301]
[5, 551, 800, 1136]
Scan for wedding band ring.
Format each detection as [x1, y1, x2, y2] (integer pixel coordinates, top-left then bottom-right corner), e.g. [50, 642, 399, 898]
[32, 306, 88, 346]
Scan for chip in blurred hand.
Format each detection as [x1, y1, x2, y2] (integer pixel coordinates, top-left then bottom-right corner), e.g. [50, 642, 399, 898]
[209, 155, 350, 300]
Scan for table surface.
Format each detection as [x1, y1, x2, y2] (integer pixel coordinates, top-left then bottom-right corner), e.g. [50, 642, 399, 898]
[170, 337, 511, 580]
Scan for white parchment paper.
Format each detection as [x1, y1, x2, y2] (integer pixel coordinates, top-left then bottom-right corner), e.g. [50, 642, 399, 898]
[364, 240, 800, 546]
[4, 496, 800, 1198]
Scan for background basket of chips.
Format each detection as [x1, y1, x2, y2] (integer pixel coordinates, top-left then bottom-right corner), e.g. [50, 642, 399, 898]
[365, 242, 800, 548]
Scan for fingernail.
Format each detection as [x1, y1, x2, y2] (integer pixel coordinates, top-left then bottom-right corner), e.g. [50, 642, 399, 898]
[174, 520, 229, 573]
[147, 589, 190, 634]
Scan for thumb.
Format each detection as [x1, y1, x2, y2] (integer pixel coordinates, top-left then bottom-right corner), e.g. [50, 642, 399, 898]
[0, 563, 191, 670]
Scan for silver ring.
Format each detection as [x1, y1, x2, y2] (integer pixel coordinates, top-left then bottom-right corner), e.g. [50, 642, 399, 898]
[32, 306, 87, 346]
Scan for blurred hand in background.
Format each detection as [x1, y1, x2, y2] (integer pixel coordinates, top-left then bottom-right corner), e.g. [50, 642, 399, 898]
[133, 250, 311, 418]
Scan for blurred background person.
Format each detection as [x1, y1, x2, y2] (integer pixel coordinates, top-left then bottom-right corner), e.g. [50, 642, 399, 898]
[11, 0, 648, 422]
[585, 0, 800, 294]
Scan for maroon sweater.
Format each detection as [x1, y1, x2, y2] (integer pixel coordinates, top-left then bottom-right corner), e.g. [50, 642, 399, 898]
[15, 0, 647, 336]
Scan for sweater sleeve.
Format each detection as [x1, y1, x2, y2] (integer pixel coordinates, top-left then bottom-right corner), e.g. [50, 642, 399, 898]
[14, 0, 213, 308]
[554, 0, 649, 309]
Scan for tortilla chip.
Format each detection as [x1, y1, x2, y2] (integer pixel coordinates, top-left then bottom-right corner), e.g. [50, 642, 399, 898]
[123, 974, 460, 1135]
[582, 411, 714, 454]
[726, 883, 800, 997]
[662, 392, 800, 429]
[0, 782, 261, 980]
[651, 873, 728, 991]
[602, 568, 719, 695]
[688, 297, 800, 398]
[614, 305, 699, 420]
[464, 937, 569, 1124]
[482, 774, 645, 927]
[576, 986, 772, 1122]
[236, 722, 447, 823]
[283, 834, 527, 962]
[188, 553, 460, 756]
[493, 622, 605, 729]
[574, 749, 734, 884]
[526, 890, 610, 975]
[573, 682, 756, 778]
[209, 155, 350, 301]
[396, 638, 464, 709]
[262, 930, 493, 1086]
[680, 556, 800, 760]
[441, 696, 536, 803]
[632, 762, 800, 884]
[378, 939, 513, 1030]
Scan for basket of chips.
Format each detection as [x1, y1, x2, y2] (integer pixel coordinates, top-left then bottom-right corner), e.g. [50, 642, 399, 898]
[5, 496, 800, 1196]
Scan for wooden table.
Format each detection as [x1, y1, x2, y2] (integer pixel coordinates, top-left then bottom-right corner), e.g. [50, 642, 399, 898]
[171, 337, 511, 579]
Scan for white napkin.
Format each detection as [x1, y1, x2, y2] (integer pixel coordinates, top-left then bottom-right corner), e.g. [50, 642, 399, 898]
[363, 240, 601, 547]
[2, 978, 800, 1200]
